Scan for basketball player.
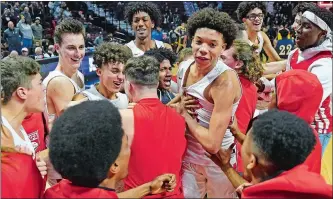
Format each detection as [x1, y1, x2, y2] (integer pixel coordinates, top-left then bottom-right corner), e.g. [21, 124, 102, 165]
[236, 2, 281, 62]
[42, 18, 86, 185]
[44, 100, 177, 198]
[1, 57, 47, 178]
[144, 48, 177, 104]
[124, 2, 172, 57]
[119, 56, 187, 198]
[263, 2, 318, 75]
[262, 6, 333, 153]
[43, 19, 86, 122]
[172, 8, 241, 198]
[220, 39, 264, 173]
[73, 42, 132, 109]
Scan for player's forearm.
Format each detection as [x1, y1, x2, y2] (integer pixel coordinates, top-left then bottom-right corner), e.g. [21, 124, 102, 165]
[184, 114, 224, 154]
[117, 182, 151, 198]
[221, 164, 249, 189]
[263, 60, 287, 75]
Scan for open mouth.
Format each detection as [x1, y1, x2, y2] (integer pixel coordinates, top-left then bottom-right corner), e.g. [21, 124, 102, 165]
[163, 78, 171, 87]
[71, 58, 81, 62]
[114, 81, 122, 88]
[196, 56, 209, 61]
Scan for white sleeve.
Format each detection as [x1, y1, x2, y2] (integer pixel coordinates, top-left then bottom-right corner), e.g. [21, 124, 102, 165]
[309, 58, 332, 104]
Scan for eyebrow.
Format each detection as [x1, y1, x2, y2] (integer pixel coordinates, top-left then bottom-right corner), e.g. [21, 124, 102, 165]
[197, 36, 218, 43]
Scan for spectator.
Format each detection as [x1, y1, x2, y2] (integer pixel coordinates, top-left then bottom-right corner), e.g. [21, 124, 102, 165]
[152, 26, 163, 41]
[43, 45, 56, 58]
[17, 16, 33, 50]
[62, 7, 72, 19]
[3, 21, 22, 53]
[2, 8, 14, 29]
[21, 47, 29, 57]
[94, 32, 103, 46]
[34, 47, 44, 60]
[2, 50, 18, 61]
[31, 17, 43, 47]
[85, 33, 94, 47]
[20, 6, 32, 24]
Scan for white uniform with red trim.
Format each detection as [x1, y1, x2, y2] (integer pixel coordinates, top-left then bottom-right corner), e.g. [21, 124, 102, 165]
[286, 39, 332, 134]
[125, 40, 165, 57]
[178, 59, 241, 198]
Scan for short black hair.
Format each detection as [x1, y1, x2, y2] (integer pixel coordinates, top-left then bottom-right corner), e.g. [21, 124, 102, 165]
[187, 8, 238, 49]
[307, 6, 333, 31]
[292, 2, 317, 17]
[236, 2, 267, 22]
[124, 55, 160, 86]
[144, 48, 177, 65]
[124, 2, 162, 27]
[252, 109, 316, 171]
[49, 100, 124, 187]
[279, 29, 289, 38]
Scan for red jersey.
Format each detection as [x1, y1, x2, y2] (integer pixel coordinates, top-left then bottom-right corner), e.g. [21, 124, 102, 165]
[1, 152, 45, 198]
[289, 50, 332, 134]
[276, 70, 323, 173]
[235, 76, 257, 172]
[241, 165, 332, 198]
[44, 179, 118, 198]
[22, 113, 47, 153]
[123, 98, 186, 198]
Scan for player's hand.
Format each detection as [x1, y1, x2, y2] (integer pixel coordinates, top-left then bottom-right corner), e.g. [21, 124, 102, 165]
[150, 174, 176, 194]
[205, 143, 235, 168]
[36, 154, 47, 177]
[229, 117, 239, 136]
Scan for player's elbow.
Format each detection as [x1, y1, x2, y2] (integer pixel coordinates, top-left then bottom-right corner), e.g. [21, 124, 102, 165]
[205, 143, 220, 154]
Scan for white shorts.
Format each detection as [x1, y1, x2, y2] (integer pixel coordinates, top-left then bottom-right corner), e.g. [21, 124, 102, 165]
[182, 157, 237, 198]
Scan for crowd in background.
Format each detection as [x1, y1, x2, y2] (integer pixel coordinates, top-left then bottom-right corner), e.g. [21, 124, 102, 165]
[1, 1, 332, 61]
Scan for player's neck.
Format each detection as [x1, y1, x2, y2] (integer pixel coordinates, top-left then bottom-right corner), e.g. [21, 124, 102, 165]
[1, 102, 27, 132]
[56, 62, 77, 78]
[132, 88, 159, 103]
[96, 83, 117, 100]
[99, 178, 117, 190]
[194, 60, 216, 77]
[135, 36, 155, 52]
[247, 29, 258, 43]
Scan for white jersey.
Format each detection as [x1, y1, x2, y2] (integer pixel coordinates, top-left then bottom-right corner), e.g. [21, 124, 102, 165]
[178, 59, 241, 166]
[81, 84, 129, 109]
[247, 31, 264, 55]
[125, 40, 165, 57]
[43, 70, 82, 120]
[1, 116, 35, 156]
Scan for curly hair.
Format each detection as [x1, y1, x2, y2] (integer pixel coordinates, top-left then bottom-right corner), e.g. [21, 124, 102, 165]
[178, 48, 193, 63]
[124, 2, 162, 27]
[54, 18, 85, 45]
[236, 2, 267, 22]
[144, 48, 177, 65]
[187, 8, 238, 49]
[93, 42, 133, 68]
[232, 39, 263, 82]
[124, 55, 159, 86]
[252, 109, 316, 171]
[49, 100, 124, 187]
[1, 57, 40, 104]
[292, 2, 317, 16]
